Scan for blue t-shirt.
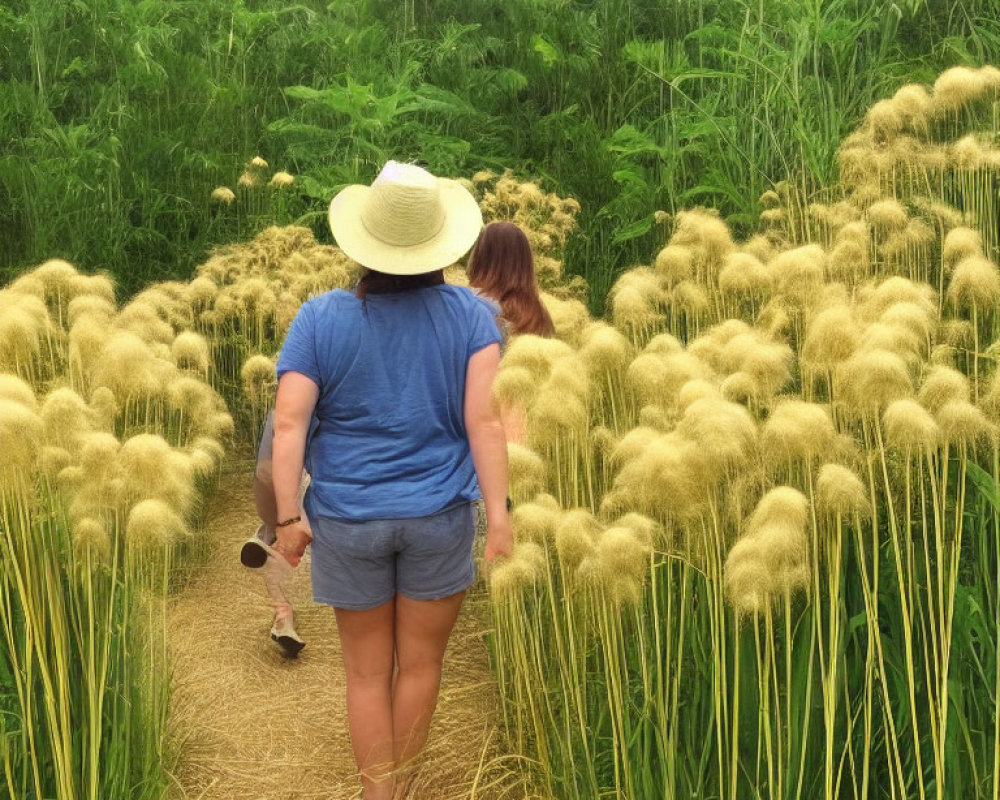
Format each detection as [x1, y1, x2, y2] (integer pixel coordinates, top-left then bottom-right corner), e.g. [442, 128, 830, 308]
[275, 284, 502, 521]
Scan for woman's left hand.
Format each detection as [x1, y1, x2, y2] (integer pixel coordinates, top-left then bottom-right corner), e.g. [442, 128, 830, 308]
[274, 521, 312, 567]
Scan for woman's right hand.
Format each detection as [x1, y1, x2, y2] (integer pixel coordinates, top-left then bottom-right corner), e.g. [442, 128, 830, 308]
[484, 516, 514, 564]
[274, 520, 312, 567]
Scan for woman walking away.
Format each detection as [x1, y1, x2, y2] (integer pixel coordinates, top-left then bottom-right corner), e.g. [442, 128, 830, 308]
[467, 220, 555, 339]
[468, 220, 555, 442]
[270, 161, 513, 800]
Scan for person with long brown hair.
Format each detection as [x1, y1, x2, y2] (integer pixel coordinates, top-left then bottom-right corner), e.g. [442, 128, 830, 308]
[467, 220, 554, 443]
[467, 220, 555, 338]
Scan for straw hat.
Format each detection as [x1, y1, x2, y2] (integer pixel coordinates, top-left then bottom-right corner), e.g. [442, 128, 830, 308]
[328, 161, 483, 275]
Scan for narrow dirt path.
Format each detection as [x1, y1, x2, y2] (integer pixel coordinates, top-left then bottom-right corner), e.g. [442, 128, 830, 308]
[166, 457, 535, 800]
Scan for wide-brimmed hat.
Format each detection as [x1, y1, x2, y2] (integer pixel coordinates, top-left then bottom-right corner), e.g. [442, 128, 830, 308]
[328, 161, 483, 275]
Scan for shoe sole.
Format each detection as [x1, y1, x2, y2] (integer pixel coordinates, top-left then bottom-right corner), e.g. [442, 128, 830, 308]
[272, 632, 306, 658]
[240, 539, 269, 569]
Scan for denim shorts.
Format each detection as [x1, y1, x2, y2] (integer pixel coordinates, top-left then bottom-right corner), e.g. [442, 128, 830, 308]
[310, 502, 477, 610]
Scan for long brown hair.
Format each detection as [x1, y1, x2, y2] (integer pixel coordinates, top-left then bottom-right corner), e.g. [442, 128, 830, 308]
[467, 221, 555, 337]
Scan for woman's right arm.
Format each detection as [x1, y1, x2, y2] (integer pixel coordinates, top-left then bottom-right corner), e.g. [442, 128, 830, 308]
[465, 342, 513, 563]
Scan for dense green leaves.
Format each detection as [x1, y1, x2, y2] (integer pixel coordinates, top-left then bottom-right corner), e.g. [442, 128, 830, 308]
[1, 1, 997, 303]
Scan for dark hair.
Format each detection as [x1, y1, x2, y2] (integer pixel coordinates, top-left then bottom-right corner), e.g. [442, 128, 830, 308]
[355, 268, 445, 301]
[467, 221, 555, 337]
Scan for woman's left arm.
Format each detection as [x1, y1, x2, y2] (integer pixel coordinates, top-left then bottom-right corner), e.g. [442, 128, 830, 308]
[272, 371, 319, 566]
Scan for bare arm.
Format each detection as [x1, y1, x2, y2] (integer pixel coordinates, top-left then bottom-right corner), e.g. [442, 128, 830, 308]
[465, 343, 513, 563]
[272, 371, 319, 565]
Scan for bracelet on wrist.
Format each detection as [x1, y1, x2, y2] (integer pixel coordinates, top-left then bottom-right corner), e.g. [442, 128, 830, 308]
[276, 515, 301, 528]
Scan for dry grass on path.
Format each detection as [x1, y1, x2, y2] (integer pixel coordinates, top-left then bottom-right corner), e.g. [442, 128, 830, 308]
[166, 459, 540, 800]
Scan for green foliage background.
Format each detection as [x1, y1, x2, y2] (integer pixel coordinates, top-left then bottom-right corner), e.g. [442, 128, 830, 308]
[3, 4, 1000, 798]
[2, 0, 999, 302]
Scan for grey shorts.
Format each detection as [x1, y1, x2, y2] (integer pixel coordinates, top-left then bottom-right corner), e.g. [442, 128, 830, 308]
[310, 502, 477, 610]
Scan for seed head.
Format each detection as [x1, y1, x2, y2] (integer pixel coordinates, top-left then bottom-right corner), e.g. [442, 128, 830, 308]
[743, 235, 776, 263]
[39, 446, 72, 480]
[0, 399, 42, 479]
[892, 84, 931, 130]
[73, 518, 111, 560]
[607, 432, 701, 520]
[720, 371, 758, 403]
[671, 280, 710, 314]
[719, 252, 771, 295]
[932, 66, 995, 114]
[492, 365, 537, 409]
[678, 379, 720, 409]
[863, 276, 935, 319]
[89, 386, 117, 428]
[879, 302, 935, 342]
[119, 434, 195, 513]
[936, 401, 995, 447]
[643, 333, 683, 356]
[677, 397, 757, 477]
[866, 199, 908, 232]
[801, 305, 859, 368]
[92, 331, 163, 400]
[769, 244, 826, 305]
[0, 374, 37, 410]
[653, 245, 693, 285]
[250, 156, 269, 169]
[502, 335, 573, 380]
[883, 398, 940, 451]
[860, 322, 922, 360]
[508, 443, 547, 502]
[489, 544, 545, 599]
[579, 322, 632, 375]
[0, 304, 42, 368]
[543, 294, 590, 346]
[746, 486, 809, 535]
[942, 227, 983, 270]
[168, 376, 216, 419]
[186, 276, 219, 307]
[41, 388, 94, 449]
[596, 527, 650, 604]
[171, 332, 211, 373]
[918, 365, 970, 412]
[835, 349, 913, 417]
[948, 255, 1000, 310]
[760, 190, 781, 208]
[724, 539, 770, 616]
[816, 463, 870, 518]
[554, 508, 601, 568]
[761, 400, 836, 464]
[671, 209, 734, 268]
[610, 279, 664, 330]
[67, 295, 115, 328]
[211, 186, 236, 204]
[865, 99, 903, 141]
[269, 171, 295, 187]
[127, 499, 189, 550]
[241, 354, 276, 394]
[512, 498, 561, 544]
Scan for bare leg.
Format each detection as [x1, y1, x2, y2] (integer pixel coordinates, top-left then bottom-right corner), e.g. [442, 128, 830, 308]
[253, 473, 278, 534]
[391, 591, 465, 767]
[335, 599, 397, 800]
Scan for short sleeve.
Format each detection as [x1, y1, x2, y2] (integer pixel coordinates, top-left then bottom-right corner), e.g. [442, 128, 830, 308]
[276, 301, 321, 386]
[467, 295, 503, 360]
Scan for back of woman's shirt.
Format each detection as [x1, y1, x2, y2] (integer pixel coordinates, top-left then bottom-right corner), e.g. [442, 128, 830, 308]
[276, 284, 502, 521]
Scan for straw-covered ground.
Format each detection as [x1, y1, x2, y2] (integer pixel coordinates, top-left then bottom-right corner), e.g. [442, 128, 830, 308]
[165, 456, 537, 800]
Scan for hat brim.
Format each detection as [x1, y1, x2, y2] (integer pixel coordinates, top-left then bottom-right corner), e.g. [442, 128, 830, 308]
[328, 178, 483, 275]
